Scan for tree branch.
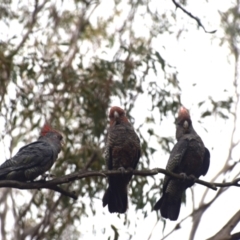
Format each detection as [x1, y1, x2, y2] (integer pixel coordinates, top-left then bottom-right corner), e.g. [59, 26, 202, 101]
[172, 0, 216, 34]
[9, 0, 48, 57]
[207, 209, 240, 240]
[0, 168, 239, 200]
[161, 187, 228, 240]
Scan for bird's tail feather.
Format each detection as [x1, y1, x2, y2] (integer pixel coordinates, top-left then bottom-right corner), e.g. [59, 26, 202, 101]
[103, 176, 128, 213]
[154, 193, 181, 221]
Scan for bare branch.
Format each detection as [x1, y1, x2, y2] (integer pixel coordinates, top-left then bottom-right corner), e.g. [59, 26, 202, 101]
[190, 18, 240, 238]
[83, 151, 99, 170]
[0, 168, 239, 200]
[161, 221, 181, 240]
[0, 179, 79, 200]
[9, 0, 49, 57]
[161, 186, 228, 240]
[0, 189, 9, 240]
[20, 194, 62, 239]
[207, 209, 240, 240]
[214, 178, 240, 187]
[63, 2, 100, 67]
[172, 0, 216, 34]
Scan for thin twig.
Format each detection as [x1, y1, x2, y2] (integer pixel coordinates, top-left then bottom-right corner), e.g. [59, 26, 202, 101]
[189, 24, 240, 239]
[206, 209, 240, 240]
[172, 0, 216, 34]
[9, 0, 49, 57]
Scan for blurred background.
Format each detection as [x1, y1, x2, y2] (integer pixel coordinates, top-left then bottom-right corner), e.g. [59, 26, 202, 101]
[0, 0, 239, 239]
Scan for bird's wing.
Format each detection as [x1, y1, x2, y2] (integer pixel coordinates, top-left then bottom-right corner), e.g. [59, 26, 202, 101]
[132, 148, 141, 170]
[0, 141, 53, 175]
[201, 147, 210, 176]
[105, 146, 112, 170]
[162, 139, 189, 192]
[166, 139, 189, 172]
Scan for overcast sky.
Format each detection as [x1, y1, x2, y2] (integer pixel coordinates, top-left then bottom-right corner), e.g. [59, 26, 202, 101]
[0, 1, 239, 240]
[81, 1, 240, 239]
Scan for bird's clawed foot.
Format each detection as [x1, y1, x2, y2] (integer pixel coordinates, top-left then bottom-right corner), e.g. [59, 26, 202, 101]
[179, 173, 196, 184]
[188, 174, 196, 183]
[179, 172, 188, 180]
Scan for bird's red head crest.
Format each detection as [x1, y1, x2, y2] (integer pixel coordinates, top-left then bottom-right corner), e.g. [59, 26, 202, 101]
[109, 106, 129, 125]
[178, 106, 191, 121]
[40, 123, 58, 136]
[176, 106, 192, 131]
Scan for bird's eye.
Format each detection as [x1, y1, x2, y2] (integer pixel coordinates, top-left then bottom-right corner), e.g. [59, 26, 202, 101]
[58, 135, 63, 141]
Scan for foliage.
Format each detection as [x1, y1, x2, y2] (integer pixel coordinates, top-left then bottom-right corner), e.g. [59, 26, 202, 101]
[0, 0, 239, 239]
[0, 0, 181, 239]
